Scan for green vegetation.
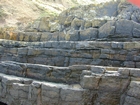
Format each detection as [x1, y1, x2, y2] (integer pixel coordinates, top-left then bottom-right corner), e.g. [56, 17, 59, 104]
[40, 11, 58, 17]
[34, 3, 58, 17]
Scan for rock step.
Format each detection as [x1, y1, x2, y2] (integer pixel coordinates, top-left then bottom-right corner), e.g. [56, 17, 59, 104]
[123, 81, 140, 105]
[0, 61, 86, 84]
[1, 28, 140, 42]
[0, 39, 139, 50]
[0, 39, 140, 68]
[1, 19, 140, 42]
[0, 61, 140, 85]
[1, 61, 140, 105]
[0, 73, 90, 105]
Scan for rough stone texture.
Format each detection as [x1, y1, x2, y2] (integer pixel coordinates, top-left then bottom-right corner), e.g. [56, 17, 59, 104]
[0, 40, 139, 68]
[1, 21, 140, 41]
[0, 64, 140, 105]
[0, 73, 91, 105]
[0, 0, 140, 105]
[0, 1, 140, 42]
[123, 81, 140, 105]
[0, 60, 140, 105]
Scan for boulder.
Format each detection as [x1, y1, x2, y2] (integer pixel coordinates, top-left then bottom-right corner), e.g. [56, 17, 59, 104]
[115, 19, 133, 36]
[99, 20, 115, 38]
[71, 18, 85, 30]
[92, 19, 107, 28]
[79, 28, 98, 40]
[37, 17, 50, 32]
[65, 30, 79, 41]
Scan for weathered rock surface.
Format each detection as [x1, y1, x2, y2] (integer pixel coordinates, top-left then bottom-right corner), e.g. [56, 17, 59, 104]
[1, 1, 140, 42]
[0, 40, 139, 68]
[0, 63, 140, 105]
[0, 0, 140, 105]
[0, 73, 91, 105]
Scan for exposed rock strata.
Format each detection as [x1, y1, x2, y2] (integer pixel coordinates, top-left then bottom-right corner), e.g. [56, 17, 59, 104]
[0, 0, 140, 105]
[0, 63, 140, 105]
[0, 40, 139, 68]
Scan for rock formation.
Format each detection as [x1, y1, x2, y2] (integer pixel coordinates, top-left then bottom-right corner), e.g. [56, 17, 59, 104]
[0, 0, 140, 105]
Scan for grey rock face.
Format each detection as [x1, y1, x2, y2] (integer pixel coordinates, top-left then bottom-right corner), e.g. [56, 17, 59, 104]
[80, 28, 98, 40]
[0, 0, 140, 105]
[133, 28, 140, 38]
[0, 64, 140, 105]
[0, 40, 139, 68]
[0, 73, 90, 105]
[123, 81, 140, 105]
[115, 19, 133, 36]
[10, 0, 137, 42]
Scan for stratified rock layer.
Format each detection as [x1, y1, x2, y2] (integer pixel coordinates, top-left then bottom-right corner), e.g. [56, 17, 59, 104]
[0, 0, 140, 105]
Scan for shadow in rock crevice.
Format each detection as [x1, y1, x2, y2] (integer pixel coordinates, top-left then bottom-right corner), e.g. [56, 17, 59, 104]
[0, 102, 7, 105]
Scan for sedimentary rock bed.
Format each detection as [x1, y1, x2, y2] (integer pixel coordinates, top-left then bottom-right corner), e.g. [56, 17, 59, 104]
[0, 0, 140, 105]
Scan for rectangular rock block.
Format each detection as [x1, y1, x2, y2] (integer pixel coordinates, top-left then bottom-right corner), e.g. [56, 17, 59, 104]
[80, 75, 101, 89]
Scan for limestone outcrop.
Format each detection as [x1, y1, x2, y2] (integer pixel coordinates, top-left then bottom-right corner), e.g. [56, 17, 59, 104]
[0, 0, 140, 105]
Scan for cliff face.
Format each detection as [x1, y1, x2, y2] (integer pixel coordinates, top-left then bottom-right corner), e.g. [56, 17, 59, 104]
[23, 0, 140, 40]
[0, 0, 115, 27]
[0, 0, 140, 105]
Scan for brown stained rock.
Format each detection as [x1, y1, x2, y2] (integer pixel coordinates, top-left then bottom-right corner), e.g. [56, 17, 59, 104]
[79, 28, 98, 40]
[65, 30, 79, 41]
[71, 18, 84, 30]
[81, 75, 102, 89]
[0, 34, 4, 39]
[40, 32, 52, 41]
[0, 28, 4, 39]
[64, 16, 75, 27]
[59, 32, 65, 41]
[95, 92, 120, 105]
[51, 32, 59, 41]
[18, 32, 25, 41]
[96, 75, 130, 105]
[27, 48, 45, 56]
[84, 21, 92, 29]
[4, 32, 10, 40]
[50, 21, 60, 32]
[23, 34, 30, 41]
[92, 19, 107, 28]
[9, 32, 18, 40]
[29, 32, 42, 42]
[9, 48, 17, 54]
[38, 17, 50, 32]
[58, 15, 67, 25]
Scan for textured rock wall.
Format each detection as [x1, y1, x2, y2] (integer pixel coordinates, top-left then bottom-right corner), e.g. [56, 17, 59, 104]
[0, 61, 90, 84]
[1, 19, 140, 42]
[1, 1, 140, 42]
[0, 73, 91, 105]
[123, 81, 140, 105]
[0, 63, 140, 105]
[0, 0, 140, 105]
[0, 40, 140, 68]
